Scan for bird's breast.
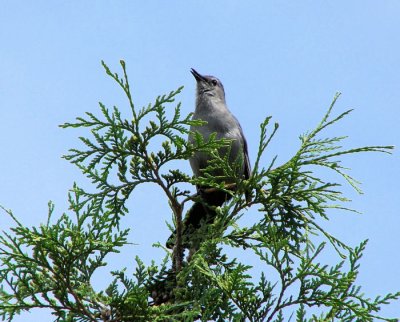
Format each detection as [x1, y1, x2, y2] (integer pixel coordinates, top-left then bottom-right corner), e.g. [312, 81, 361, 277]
[189, 120, 244, 179]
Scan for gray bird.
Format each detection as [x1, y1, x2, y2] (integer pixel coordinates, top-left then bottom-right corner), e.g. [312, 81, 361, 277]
[166, 68, 251, 249]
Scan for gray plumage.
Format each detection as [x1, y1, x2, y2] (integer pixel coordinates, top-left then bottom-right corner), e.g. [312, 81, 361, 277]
[166, 69, 250, 249]
[189, 68, 251, 181]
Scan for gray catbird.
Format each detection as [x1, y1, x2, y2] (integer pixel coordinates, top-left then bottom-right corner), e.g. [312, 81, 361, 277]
[166, 68, 251, 249]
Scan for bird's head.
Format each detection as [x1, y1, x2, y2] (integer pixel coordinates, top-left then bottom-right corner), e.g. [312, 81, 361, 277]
[191, 68, 225, 102]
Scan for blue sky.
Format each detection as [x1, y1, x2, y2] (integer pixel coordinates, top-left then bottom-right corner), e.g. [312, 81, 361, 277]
[1, 1, 399, 320]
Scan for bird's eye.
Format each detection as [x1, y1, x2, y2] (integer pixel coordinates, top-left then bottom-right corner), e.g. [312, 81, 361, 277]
[211, 79, 218, 86]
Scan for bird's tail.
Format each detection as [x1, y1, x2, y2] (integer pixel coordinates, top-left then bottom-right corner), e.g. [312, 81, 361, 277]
[166, 190, 230, 249]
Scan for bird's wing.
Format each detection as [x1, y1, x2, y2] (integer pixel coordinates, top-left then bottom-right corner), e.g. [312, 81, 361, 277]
[242, 135, 251, 180]
[236, 121, 252, 202]
[235, 121, 251, 180]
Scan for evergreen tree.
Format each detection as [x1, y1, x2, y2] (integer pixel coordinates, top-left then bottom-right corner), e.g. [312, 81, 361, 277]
[1, 61, 398, 321]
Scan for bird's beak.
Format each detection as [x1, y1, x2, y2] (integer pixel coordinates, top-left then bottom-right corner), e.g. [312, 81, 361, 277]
[190, 68, 207, 82]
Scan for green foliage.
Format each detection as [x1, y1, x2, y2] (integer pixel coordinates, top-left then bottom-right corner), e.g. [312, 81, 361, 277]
[1, 61, 399, 321]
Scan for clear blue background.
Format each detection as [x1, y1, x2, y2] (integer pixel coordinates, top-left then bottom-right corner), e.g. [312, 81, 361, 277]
[1, 1, 399, 320]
